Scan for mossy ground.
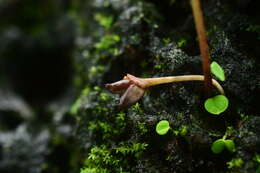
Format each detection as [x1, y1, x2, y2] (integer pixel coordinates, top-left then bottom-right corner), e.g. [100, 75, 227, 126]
[71, 0, 259, 172]
[0, 0, 259, 172]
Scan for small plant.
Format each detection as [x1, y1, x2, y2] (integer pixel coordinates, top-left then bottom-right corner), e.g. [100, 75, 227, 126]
[204, 61, 228, 114]
[211, 127, 236, 154]
[156, 120, 170, 135]
[190, 0, 229, 115]
[105, 74, 224, 108]
[211, 139, 235, 154]
[105, 0, 229, 116]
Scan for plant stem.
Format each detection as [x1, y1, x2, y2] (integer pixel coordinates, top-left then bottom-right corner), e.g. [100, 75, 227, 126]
[190, 0, 213, 95]
[143, 75, 224, 95]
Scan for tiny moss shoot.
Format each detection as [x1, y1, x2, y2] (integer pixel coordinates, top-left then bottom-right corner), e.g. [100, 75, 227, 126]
[227, 158, 244, 169]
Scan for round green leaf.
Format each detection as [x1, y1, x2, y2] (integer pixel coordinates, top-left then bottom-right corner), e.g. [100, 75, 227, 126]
[156, 120, 170, 135]
[211, 61, 225, 81]
[204, 95, 229, 115]
[225, 140, 236, 152]
[211, 139, 225, 154]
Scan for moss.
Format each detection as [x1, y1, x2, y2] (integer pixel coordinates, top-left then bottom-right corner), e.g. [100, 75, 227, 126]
[227, 158, 244, 169]
[94, 13, 114, 29]
[81, 142, 148, 173]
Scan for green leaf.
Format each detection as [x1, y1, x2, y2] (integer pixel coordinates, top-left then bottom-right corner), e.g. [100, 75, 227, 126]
[204, 95, 229, 115]
[224, 139, 236, 152]
[156, 120, 170, 135]
[211, 139, 226, 154]
[211, 61, 225, 81]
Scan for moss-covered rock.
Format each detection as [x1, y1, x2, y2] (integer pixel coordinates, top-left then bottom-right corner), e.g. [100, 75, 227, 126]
[71, 0, 259, 172]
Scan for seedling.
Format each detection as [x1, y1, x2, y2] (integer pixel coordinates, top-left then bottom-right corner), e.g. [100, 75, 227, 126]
[211, 128, 236, 154]
[211, 139, 235, 154]
[156, 120, 170, 135]
[204, 61, 228, 115]
[105, 74, 224, 108]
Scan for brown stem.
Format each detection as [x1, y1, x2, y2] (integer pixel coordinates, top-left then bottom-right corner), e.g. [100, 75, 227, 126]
[190, 0, 213, 95]
[143, 75, 224, 95]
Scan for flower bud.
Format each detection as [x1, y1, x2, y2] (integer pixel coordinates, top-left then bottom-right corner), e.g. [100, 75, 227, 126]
[118, 84, 145, 108]
[105, 80, 131, 94]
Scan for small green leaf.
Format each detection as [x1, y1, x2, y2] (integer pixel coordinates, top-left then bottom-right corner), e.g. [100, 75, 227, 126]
[211, 139, 225, 154]
[156, 120, 170, 135]
[204, 95, 229, 115]
[211, 61, 225, 81]
[225, 140, 236, 152]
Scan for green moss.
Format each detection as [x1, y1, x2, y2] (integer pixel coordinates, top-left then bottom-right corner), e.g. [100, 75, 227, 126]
[115, 112, 127, 127]
[81, 142, 148, 173]
[95, 34, 120, 50]
[89, 65, 105, 78]
[137, 122, 148, 134]
[163, 38, 171, 44]
[177, 39, 187, 48]
[94, 13, 114, 29]
[173, 125, 188, 136]
[70, 87, 91, 115]
[227, 158, 244, 169]
[115, 142, 148, 158]
[131, 103, 144, 115]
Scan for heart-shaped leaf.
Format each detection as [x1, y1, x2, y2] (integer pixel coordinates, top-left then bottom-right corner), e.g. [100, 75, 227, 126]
[211, 139, 226, 154]
[205, 95, 229, 115]
[225, 139, 236, 152]
[211, 61, 225, 81]
[156, 120, 170, 135]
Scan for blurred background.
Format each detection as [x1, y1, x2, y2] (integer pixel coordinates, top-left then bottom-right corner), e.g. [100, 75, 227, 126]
[0, 0, 81, 172]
